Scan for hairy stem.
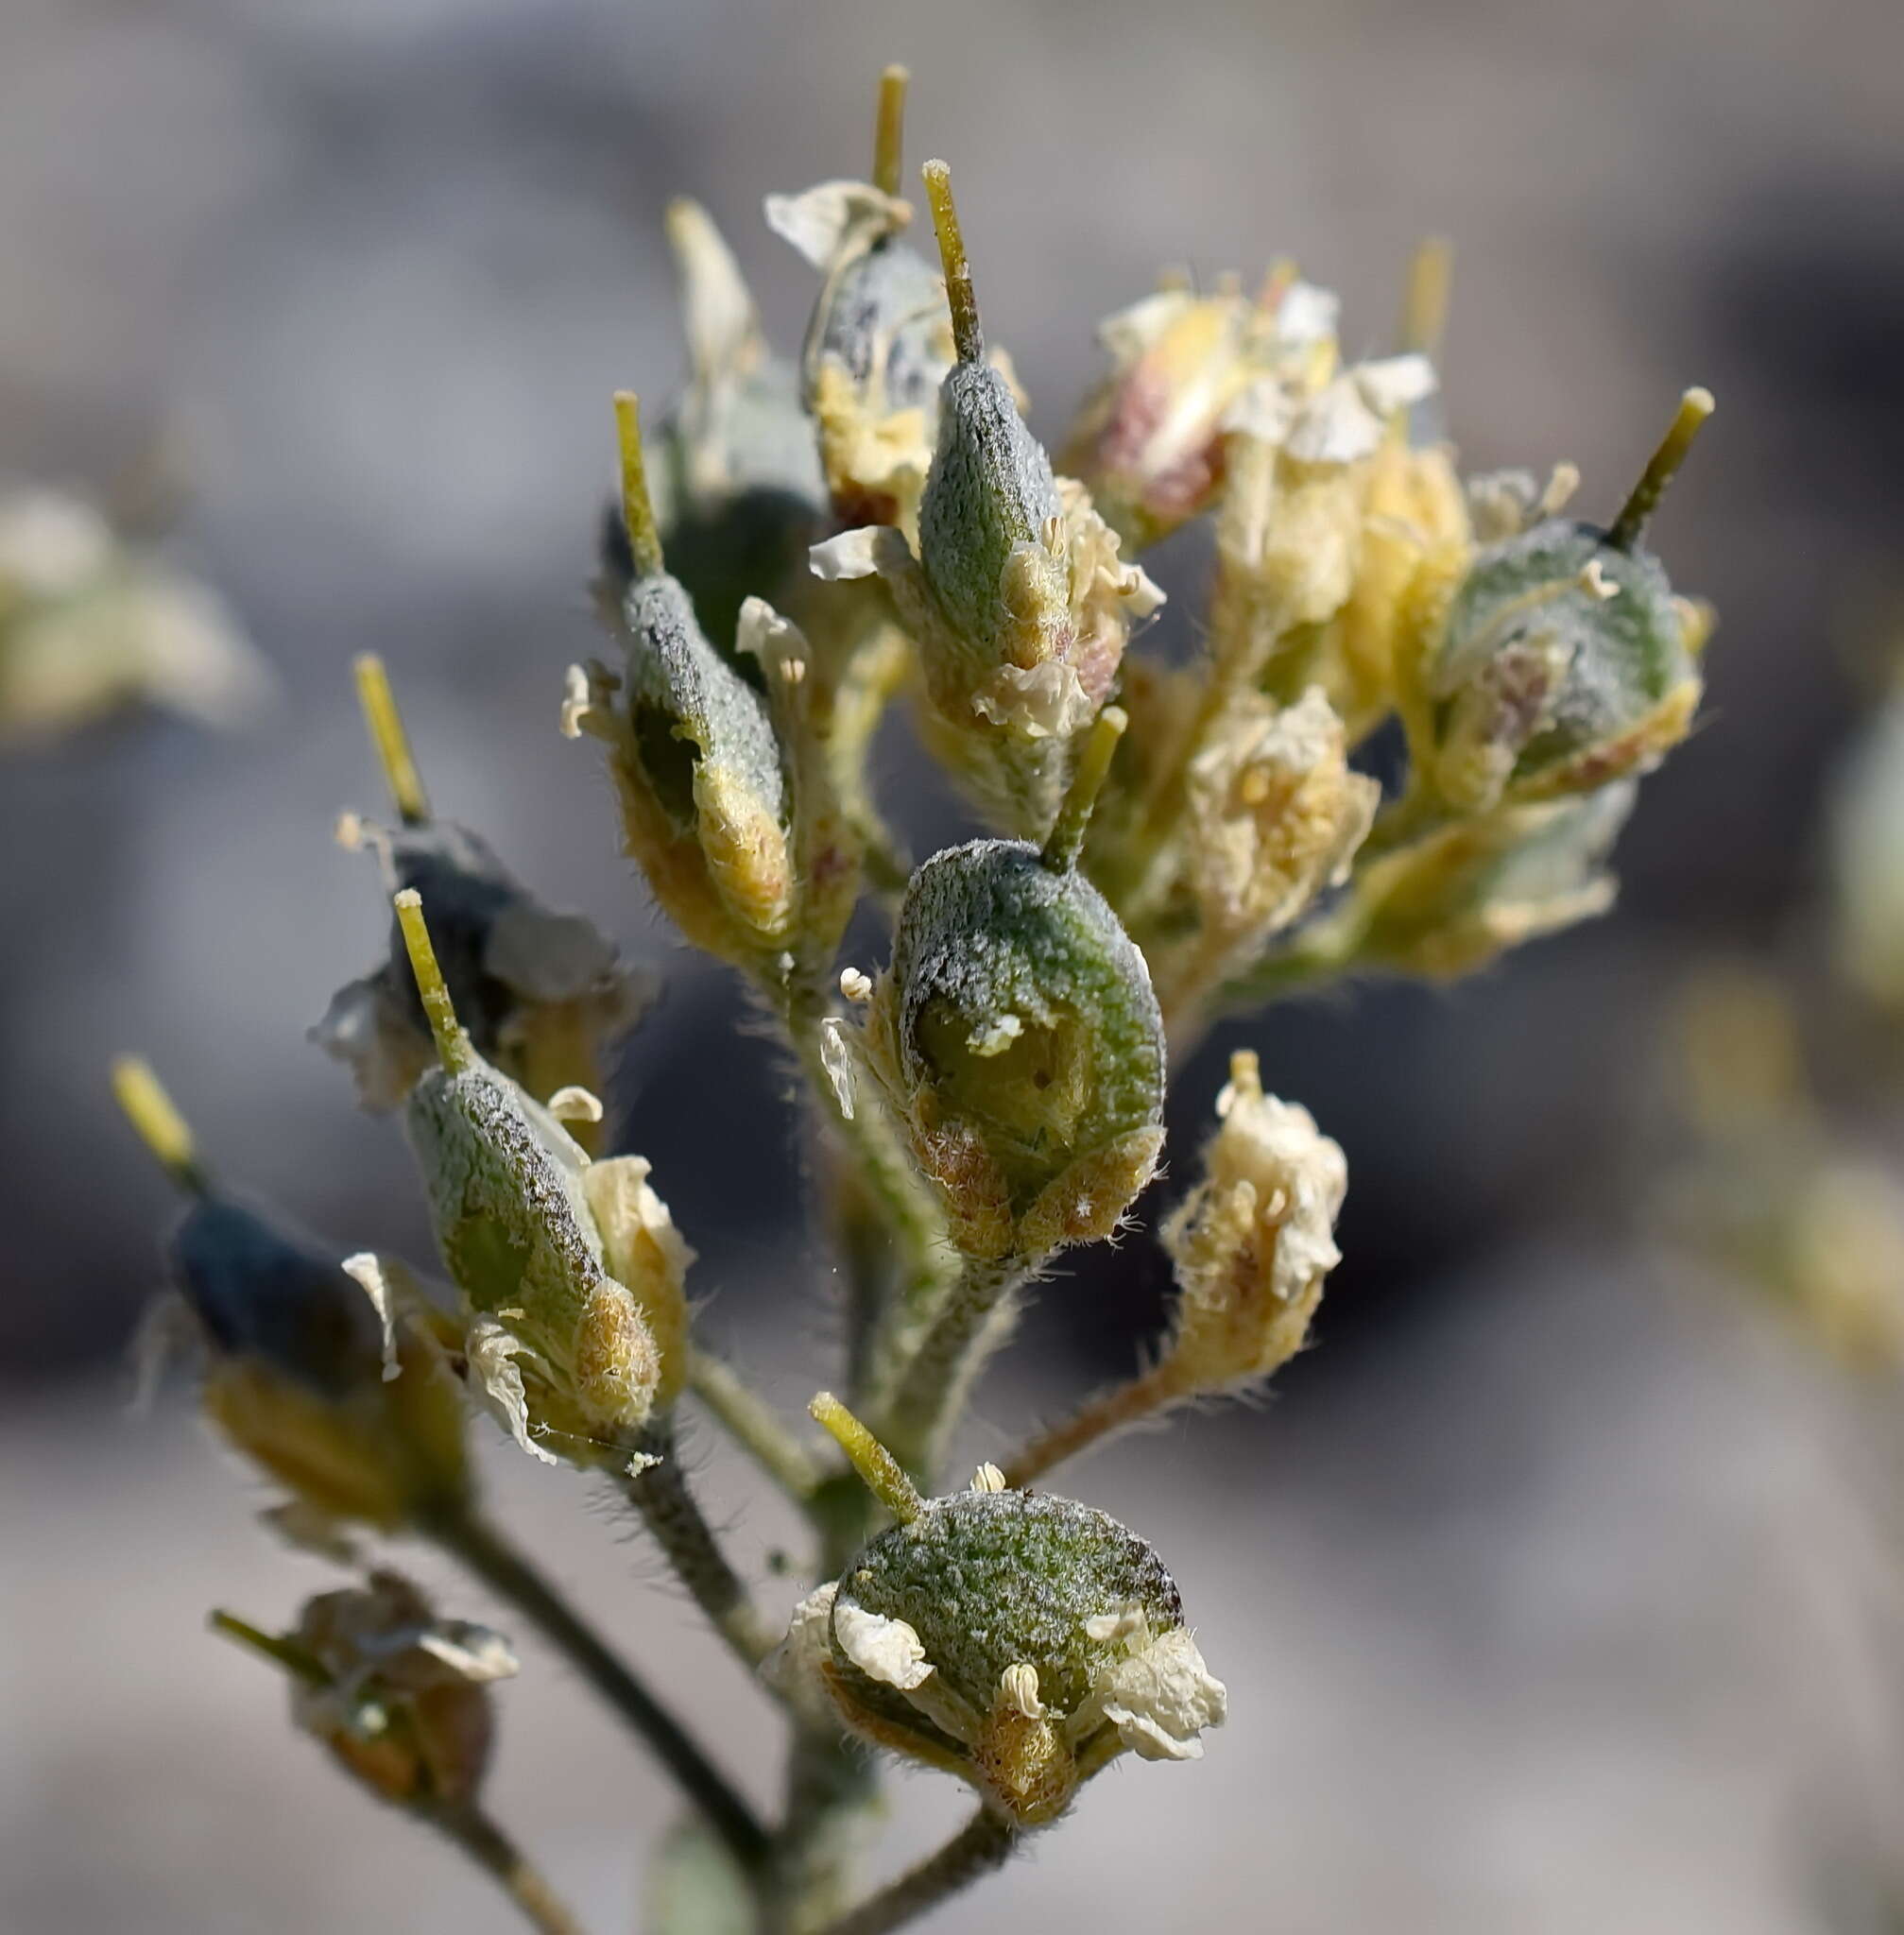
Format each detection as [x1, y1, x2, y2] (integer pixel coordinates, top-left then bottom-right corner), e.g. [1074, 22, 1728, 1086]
[620, 1418, 780, 1670]
[422, 1504, 771, 1883]
[816, 1807, 1018, 1935]
[782, 985, 954, 1407]
[419, 1800, 589, 1935]
[689, 1349, 825, 1506]
[875, 1254, 1025, 1480]
[1001, 1361, 1187, 1488]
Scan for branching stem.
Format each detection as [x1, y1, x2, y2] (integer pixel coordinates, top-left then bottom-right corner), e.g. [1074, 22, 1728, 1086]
[422, 1503, 771, 1883]
[815, 1807, 1018, 1935]
[419, 1800, 589, 1935]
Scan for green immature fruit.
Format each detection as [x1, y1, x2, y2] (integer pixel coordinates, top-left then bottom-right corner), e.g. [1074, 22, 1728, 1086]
[1409, 389, 1715, 816]
[315, 655, 646, 1131]
[575, 394, 797, 969]
[397, 893, 687, 1470]
[775, 1422, 1225, 1828]
[868, 776, 1166, 1260]
[111, 1057, 471, 1533]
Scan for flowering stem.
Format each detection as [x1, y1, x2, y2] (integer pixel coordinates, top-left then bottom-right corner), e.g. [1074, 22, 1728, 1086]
[619, 1418, 781, 1670]
[418, 1800, 588, 1935]
[1000, 1361, 1187, 1488]
[780, 983, 955, 1406]
[874, 1253, 1025, 1481]
[688, 1349, 826, 1505]
[815, 1807, 1019, 1935]
[422, 1503, 771, 1883]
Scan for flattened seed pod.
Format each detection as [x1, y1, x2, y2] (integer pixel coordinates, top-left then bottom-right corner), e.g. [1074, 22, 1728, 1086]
[1407, 390, 1715, 815]
[396, 892, 687, 1468]
[773, 1404, 1225, 1826]
[866, 805, 1166, 1259]
[111, 1057, 471, 1533]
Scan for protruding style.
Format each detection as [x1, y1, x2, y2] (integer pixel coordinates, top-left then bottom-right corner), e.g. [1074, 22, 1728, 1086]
[1606, 385, 1715, 554]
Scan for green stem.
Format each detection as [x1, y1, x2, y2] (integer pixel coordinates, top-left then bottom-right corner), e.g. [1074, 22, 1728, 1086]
[419, 1800, 589, 1935]
[781, 985, 954, 1408]
[620, 1418, 780, 1670]
[875, 1254, 1025, 1480]
[1000, 1360, 1185, 1488]
[423, 1503, 771, 1883]
[689, 1349, 825, 1506]
[816, 1807, 1018, 1935]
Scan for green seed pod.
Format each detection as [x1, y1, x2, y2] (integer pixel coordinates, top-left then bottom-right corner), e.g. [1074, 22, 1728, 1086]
[395, 893, 688, 1470]
[111, 1057, 472, 1534]
[1407, 389, 1715, 815]
[865, 724, 1165, 1259]
[810, 163, 1161, 837]
[214, 1572, 516, 1808]
[314, 656, 649, 1136]
[774, 1403, 1225, 1826]
[574, 395, 798, 969]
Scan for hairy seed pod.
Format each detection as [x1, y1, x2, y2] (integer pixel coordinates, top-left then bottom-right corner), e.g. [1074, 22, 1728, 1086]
[1407, 390, 1715, 816]
[866, 825, 1165, 1260]
[773, 1470, 1225, 1825]
[396, 893, 686, 1468]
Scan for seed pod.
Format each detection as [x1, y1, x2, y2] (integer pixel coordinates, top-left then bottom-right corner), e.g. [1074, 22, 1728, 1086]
[864, 729, 1165, 1259]
[574, 395, 798, 971]
[611, 199, 829, 656]
[1351, 781, 1638, 979]
[314, 656, 648, 1130]
[811, 162, 1161, 837]
[395, 892, 687, 1469]
[772, 1406, 1224, 1825]
[214, 1572, 516, 1807]
[111, 1057, 472, 1533]
[1403, 390, 1715, 816]
[766, 66, 960, 527]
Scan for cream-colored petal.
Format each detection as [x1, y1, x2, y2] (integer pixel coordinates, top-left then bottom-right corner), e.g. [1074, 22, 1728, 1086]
[832, 1601, 933, 1692]
[1093, 1626, 1227, 1763]
[465, 1319, 557, 1466]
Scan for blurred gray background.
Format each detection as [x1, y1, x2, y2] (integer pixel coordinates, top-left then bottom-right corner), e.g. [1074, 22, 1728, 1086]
[6, 0, 1904, 1928]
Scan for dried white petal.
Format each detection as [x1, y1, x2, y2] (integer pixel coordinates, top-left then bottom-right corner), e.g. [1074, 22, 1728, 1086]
[341, 1251, 403, 1381]
[546, 1086, 605, 1124]
[763, 180, 909, 271]
[1276, 281, 1341, 346]
[465, 1319, 557, 1466]
[809, 525, 910, 583]
[833, 1601, 934, 1691]
[1092, 1626, 1227, 1763]
[969, 1462, 1007, 1494]
[413, 1622, 520, 1684]
[819, 1017, 856, 1121]
[763, 1582, 840, 1719]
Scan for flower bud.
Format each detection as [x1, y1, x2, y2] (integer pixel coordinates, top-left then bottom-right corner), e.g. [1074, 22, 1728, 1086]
[864, 771, 1166, 1260]
[1157, 1051, 1345, 1394]
[395, 893, 688, 1469]
[111, 1057, 472, 1533]
[215, 1572, 516, 1807]
[772, 1460, 1224, 1826]
[315, 657, 648, 1132]
[810, 163, 1161, 836]
[1402, 390, 1715, 816]
[1351, 781, 1637, 979]
[575, 395, 798, 970]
